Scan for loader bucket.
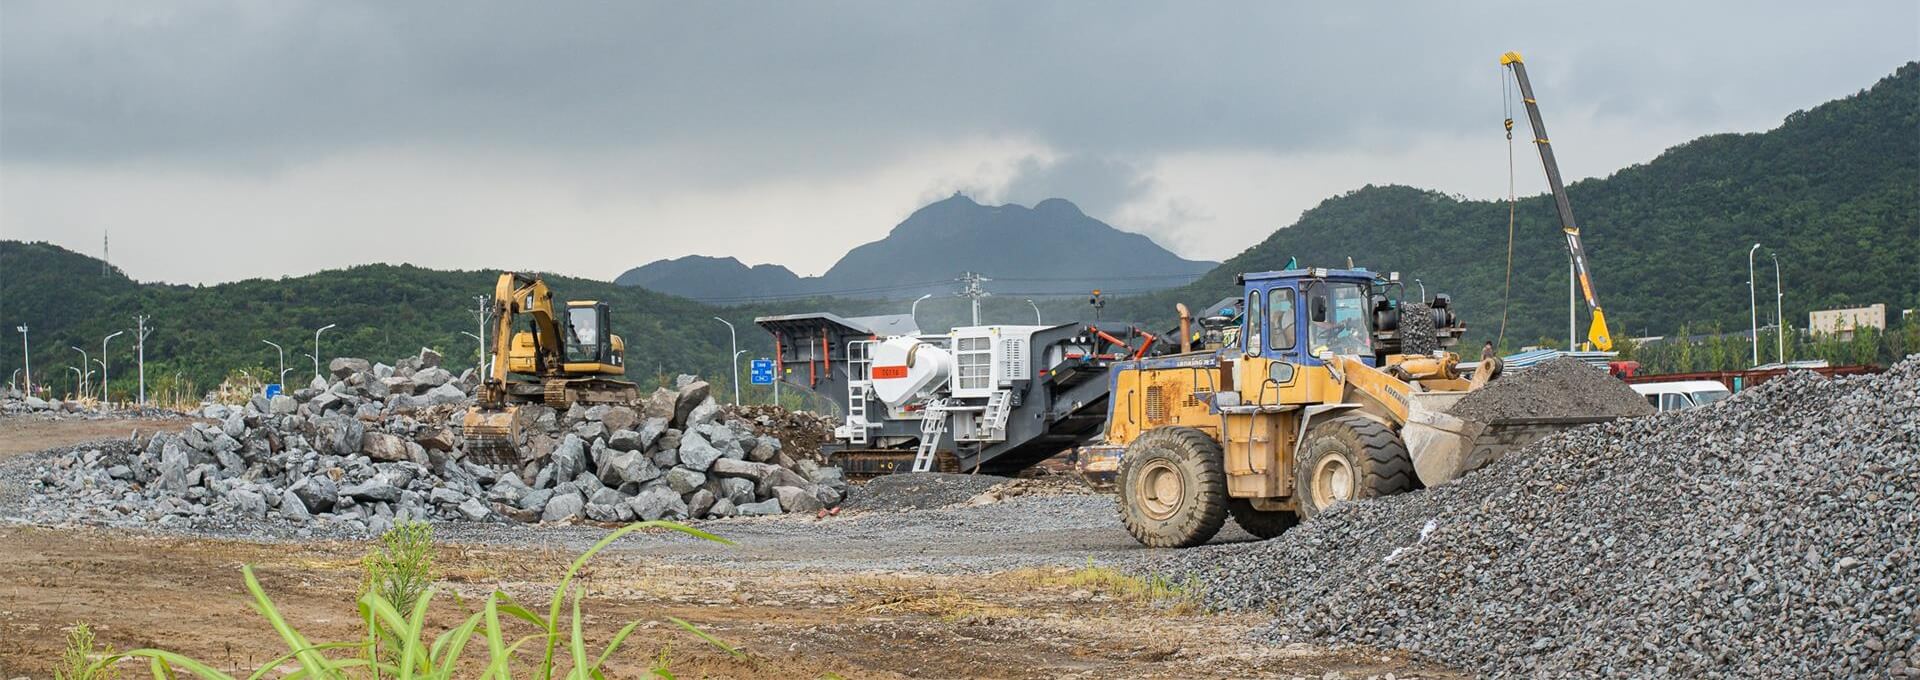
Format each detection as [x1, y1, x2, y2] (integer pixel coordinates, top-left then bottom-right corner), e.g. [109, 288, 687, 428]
[461, 404, 532, 468]
[1401, 392, 1615, 487]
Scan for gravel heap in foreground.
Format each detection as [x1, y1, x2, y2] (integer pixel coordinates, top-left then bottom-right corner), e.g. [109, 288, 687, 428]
[1161, 356, 1918, 678]
[841, 472, 1012, 511]
[14, 350, 845, 534]
[1449, 356, 1655, 422]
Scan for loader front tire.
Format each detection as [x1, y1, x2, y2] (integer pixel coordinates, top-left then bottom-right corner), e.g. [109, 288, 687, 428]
[1118, 426, 1228, 548]
[1293, 415, 1415, 521]
[1227, 498, 1298, 540]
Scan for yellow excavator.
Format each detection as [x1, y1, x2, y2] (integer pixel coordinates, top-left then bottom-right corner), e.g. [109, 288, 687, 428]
[462, 272, 638, 463]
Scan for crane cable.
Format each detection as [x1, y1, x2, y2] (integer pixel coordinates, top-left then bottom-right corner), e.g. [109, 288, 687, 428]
[1496, 64, 1518, 352]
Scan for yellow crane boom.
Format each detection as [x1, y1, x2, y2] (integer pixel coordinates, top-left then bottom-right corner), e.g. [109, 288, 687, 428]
[1501, 51, 1613, 351]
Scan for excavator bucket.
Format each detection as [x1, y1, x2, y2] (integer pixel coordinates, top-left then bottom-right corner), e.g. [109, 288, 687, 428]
[1401, 392, 1614, 486]
[462, 404, 535, 468]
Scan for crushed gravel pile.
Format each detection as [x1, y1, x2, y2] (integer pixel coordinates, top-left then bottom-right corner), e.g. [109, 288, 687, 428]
[1449, 356, 1653, 422]
[841, 472, 1011, 512]
[1160, 356, 1919, 678]
[964, 474, 1100, 505]
[1397, 302, 1437, 356]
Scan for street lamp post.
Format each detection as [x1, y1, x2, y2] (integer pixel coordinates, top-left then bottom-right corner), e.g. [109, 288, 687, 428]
[1747, 243, 1760, 366]
[713, 317, 739, 406]
[909, 293, 933, 331]
[313, 324, 337, 383]
[101, 330, 123, 403]
[1771, 252, 1784, 364]
[15, 325, 28, 396]
[262, 340, 285, 388]
[70, 346, 90, 398]
[1025, 299, 1042, 325]
[1413, 279, 1427, 302]
[67, 366, 81, 399]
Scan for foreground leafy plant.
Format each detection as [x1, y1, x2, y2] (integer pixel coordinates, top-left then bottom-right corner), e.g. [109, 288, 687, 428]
[362, 521, 437, 672]
[55, 623, 120, 680]
[87, 520, 736, 678]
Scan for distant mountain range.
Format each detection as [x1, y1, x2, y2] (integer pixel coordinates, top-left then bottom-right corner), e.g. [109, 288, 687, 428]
[1091, 61, 1920, 347]
[615, 196, 1215, 302]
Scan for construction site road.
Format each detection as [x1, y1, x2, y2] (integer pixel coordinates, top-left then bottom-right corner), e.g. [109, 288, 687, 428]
[0, 416, 1461, 679]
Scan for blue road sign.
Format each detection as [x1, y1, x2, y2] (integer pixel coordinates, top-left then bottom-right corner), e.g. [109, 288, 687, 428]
[749, 359, 775, 385]
[264, 383, 283, 398]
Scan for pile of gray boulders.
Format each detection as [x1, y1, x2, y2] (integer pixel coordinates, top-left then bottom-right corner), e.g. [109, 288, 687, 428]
[1160, 356, 1918, 678]
[15, 349, 845, 534]
[1, 389, 182, 420]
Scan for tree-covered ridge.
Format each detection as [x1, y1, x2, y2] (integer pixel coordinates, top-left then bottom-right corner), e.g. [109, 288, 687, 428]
[1086, 62, 1919, 348]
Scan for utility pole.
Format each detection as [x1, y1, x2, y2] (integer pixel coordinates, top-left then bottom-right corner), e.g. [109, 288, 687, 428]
[133, 314, 152, 405]
[1747, 243, 1760, 366]
[70, 346, 90, 398]
[1772, 252, 1784, 364]
[957, 272, 991, 326]
[15, 325, 28, 396]
[101, 330, 123, 403]
[713, 317, 739, 406]
[313, 324, 337, 383]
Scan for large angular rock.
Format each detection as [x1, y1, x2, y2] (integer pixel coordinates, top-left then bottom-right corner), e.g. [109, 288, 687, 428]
[341, 478, 402, 503]
[412, 367, 454, 389]
[314, 416, 365, 456]
[672, 381, 711, 427]
[425, 384, 467, 406]
[329, 357, 372, 380]
[541, 490, 584, 522]
[709, 457, 770, 482]
[289, 476, 339, 513]
[415, 427, 456, 452]
[416, 347, 443, 369]
[642, 388, 675, 421]
[707, 498, 737, 518]
[457, 497, 490, 521]
[595, 449, 661, 486]
[686, 399, 722, 429]
[637, 418, 669, 450]
[574, 421, 607, 443]
[719, 477, 757, 506]
[222, 411, 248, 439]
[279, 489, 313, 521]
[606, 429, 643, 452]
[686, 488, 717, 518]
[736, 498, 783, 516]
[665, 467, 707, 495]
[269, 394, 298, 415]
[600, 405, 640, 433]
[360, 432, 412, 462]
[551, 434, 589, 481]
[228, 488, 269, 519]
[746, 440, 778, 463]
[626, 485, 687, 521]
[678, 431, 722, 472]
[774, 485, 824, 514]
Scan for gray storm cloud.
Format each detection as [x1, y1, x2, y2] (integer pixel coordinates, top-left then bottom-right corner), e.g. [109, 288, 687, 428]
[2, 1, 1914, 283]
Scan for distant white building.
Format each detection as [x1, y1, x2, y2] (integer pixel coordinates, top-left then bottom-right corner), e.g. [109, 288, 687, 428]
[1809, 304, 1886, 340]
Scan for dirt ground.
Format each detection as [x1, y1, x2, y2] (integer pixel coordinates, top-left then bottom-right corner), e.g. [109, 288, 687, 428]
[0, 415, 192, 460]
[0, 416, 1462, 679]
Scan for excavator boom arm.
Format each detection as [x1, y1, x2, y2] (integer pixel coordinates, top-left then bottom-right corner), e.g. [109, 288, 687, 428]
[486, 272, 566, 389]
[1501, 51, 1613, 350]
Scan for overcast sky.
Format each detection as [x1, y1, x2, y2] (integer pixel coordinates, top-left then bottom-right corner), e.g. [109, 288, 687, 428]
[3, 2, 1914, 285]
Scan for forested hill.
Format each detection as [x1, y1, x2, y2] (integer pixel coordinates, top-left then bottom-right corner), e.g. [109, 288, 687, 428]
[0, 241, 775, 401]
[1086, 61, 1920, 346]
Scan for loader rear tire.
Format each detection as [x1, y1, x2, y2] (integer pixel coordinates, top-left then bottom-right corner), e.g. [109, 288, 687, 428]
[1293, 415, 1415, 521]
[1227, 498, 1298, 540]
[1118, 426, 1228, 548]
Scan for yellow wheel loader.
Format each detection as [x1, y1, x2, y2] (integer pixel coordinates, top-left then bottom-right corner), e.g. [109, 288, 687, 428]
[1108, 267, 1611, 548]
[462, 272, 638, 464]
